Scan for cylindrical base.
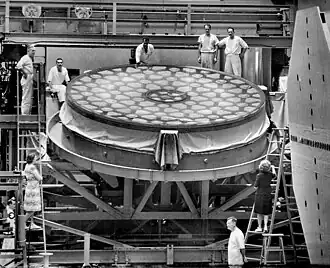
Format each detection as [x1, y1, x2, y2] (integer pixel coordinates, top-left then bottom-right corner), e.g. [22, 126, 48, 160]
[17, 215, 26, 248]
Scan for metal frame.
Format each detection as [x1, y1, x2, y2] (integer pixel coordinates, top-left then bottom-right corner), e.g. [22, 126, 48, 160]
[2, 0, 293, 48]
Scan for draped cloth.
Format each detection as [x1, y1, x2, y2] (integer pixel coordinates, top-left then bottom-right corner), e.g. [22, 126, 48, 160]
[154, 130, 183, 170]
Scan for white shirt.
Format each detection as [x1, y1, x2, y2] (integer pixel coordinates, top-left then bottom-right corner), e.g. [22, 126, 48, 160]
[228, 227, 245, 265]
[218, 36, 248, 55]
[47, 66, 70, 85]
[16, 55, 34, 74]
[136, 43, 154, 64]
[198, 33, 219, 53]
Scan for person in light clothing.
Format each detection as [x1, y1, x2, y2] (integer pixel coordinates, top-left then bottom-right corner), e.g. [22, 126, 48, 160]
[197, 24, 219, 69]
[135, 38, 154, 68]
[227, 216, 247, 268]
[218, 27, 248, 77]
[16, 44, 36, 115]
[47, 58, 70, 109]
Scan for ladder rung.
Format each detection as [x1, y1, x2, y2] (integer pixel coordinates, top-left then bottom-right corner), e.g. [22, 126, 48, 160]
[247, 231, 264, 234]
[265, 247, 285, 252]
[288, 196, 295, 199]
[297, 256, 310, 259]
[18, 121, 40, 124]
[292, 221, 301, 224]
[293, 232, 305, 236]
[268, 153, 281, 156]
[286, 184, 293, 187]
[283, 202, 297, 206]
[284, 172, 292, 175]
[283, 160, 291, 163]
[296, 244, 307, 248]
[245, 243, 263, 248]
[19, 134, 38, 137]
[263, 260, 285, 264]
[246, 257, 262, 261]
[289, 208, 299, 211]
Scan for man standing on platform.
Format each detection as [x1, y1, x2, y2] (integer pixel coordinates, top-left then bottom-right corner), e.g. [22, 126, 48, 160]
[16, 44, 36, 115]
[47, 58, 70, 109]
[135, 38, 154, 68]
[218, 27, 248, 77]
[197, 24, 219, 70]
[227, 216, 247, 268]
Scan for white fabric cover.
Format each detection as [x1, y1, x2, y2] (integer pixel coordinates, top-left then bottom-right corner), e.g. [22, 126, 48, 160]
[60, 104, 270, 154]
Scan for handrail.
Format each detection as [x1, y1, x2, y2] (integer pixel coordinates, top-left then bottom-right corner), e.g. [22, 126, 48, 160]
[34, 217, 133, 248]
[9, 16, 290, 25]
[6, 0, 292, 9]
[5, 0, 292, 37]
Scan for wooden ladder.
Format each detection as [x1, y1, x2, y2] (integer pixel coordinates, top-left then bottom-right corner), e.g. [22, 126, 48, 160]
[244, 128, 292, 265]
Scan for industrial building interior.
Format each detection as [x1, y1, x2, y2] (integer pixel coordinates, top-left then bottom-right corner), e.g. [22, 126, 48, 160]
[0, 0, 329, 267]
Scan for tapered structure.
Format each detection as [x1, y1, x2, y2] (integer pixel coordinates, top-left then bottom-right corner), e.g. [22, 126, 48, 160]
[287, 6, 330, 265]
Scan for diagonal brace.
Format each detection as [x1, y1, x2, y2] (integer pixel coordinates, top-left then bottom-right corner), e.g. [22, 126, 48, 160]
[209, 185, 256, 216]
[132, 181, 158, 216]
[43, 164, 123, 219]
[176, 182, 198, 216]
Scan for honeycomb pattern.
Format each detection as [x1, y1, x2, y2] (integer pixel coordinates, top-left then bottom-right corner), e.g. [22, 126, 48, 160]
[67, 65, 264, 129]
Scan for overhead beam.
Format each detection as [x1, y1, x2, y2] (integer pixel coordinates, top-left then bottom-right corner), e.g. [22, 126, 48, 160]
[43, 211, 289, 221]
[4, 33, 292, 48]
[209, 185, 256, 215]
[43, 164, 123, 219]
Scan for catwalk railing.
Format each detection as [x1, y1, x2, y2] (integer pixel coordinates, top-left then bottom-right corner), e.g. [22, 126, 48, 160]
[1, 1, 293, 38]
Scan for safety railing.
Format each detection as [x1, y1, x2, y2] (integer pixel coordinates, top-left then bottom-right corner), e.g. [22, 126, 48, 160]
[3, 1, 293, 36]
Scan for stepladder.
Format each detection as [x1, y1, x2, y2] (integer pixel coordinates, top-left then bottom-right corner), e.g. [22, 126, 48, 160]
[244, 128, 294, 265]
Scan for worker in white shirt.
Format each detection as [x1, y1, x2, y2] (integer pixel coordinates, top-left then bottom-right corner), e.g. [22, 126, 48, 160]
[197, 24, 219, 70]
[16, 44, 36, 115]
[218, 27, 248, 77]
[135, 38, 154, 68]
[227, 216, 248, 268]
[47, 58, 70, 109]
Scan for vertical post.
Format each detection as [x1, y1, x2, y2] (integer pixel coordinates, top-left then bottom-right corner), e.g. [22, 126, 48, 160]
[186, 4, 191, 35]
[201, 180, 209, 218]
[66, 7, 70, 33]
[83, 233, 91, 266]
[160, 182, 171, 206]
[16, 176, 27, 268]
[112, 2, 117, 35]
[8, 130, 12, 170]
[103, 12, 108, 35]
[123, 178, 133, 216]
[5, 0, 9, 33]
